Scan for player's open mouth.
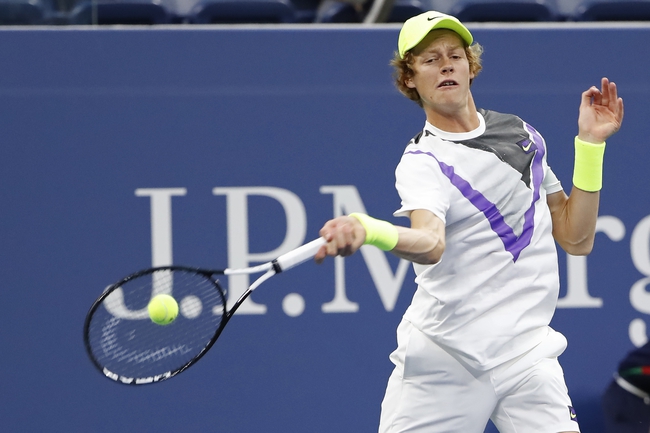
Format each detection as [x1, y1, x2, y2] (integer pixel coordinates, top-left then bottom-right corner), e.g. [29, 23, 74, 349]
[438, 80, 458, 88]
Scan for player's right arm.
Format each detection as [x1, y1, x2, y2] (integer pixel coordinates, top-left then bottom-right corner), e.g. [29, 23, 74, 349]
[314, 209, 445, 265]
[394, 209, 446, 264]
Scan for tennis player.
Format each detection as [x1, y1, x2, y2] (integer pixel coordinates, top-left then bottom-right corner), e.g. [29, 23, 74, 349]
[315, 11, 624, 433]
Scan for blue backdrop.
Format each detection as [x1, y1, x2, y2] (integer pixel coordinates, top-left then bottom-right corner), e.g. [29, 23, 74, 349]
[1, 23, 649, 432]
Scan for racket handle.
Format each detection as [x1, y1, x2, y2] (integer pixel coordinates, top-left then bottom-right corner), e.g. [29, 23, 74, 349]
[273, 237, 326, 272]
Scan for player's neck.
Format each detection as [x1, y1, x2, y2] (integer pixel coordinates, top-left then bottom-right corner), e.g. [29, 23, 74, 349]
[424, 95, 480, 133]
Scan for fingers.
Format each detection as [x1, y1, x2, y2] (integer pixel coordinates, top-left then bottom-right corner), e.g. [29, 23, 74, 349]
[607, 79, 624, 123]
[617, 95, 625, 124]
[314, 245, 328, 264]
[600, 77, 610, 106]
[581, 85, 600, 109]
[314, 216, 365, 264]
[578, 77, 624, 142]
[581, 77, 625, 116]
[601, 77, 625, 126]
[583, 77, 622, 110]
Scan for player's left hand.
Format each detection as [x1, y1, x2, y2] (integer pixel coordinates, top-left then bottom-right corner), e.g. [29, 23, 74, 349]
[577, 77, 624, 143]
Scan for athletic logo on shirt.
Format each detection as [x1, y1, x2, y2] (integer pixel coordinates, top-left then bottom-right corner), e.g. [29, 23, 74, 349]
[568, 405, 578, 422]
[518, 138, 534, 153]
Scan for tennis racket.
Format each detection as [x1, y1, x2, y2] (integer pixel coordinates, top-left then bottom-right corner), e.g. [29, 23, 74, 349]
[83, 237, 326, 385]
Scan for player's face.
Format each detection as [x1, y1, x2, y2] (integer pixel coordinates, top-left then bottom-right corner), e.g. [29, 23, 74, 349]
[405, 30, 474, 115]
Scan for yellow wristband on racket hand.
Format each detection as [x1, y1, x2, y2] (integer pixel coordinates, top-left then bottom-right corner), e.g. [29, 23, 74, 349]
[349, 213, 398, 251]
[573, 136, 606, 192]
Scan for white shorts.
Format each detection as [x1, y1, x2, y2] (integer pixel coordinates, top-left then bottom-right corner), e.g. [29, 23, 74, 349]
[378, 321, 580, 433]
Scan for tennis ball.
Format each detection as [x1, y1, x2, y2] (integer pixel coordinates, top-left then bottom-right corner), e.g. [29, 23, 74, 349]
[147, 294, 179, 325]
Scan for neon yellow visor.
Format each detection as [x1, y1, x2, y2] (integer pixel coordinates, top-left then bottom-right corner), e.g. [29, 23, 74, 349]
[398, 11, 473, 58]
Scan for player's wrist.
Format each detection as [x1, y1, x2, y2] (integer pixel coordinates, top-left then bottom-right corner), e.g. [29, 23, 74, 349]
[348, 213, 398, 251]
[573, 136, 606, 192]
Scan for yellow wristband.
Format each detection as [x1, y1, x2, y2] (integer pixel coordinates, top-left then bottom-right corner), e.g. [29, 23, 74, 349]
[349, 213, 398, 251]
[573, 136, 606, 192]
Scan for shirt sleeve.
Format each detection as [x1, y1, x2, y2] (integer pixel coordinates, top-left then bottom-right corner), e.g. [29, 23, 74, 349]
[543, 165, 563, 195]
[393, 149, 451, 223]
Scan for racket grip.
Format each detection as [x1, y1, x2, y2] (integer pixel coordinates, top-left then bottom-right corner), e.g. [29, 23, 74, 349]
[273, 237, 326, 272]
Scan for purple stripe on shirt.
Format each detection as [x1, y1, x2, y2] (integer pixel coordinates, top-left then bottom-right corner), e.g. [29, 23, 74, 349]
[513, 123, 546, 259]
[406, 123, 546, 261]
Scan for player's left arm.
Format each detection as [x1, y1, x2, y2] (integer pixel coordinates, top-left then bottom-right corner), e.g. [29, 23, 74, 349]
[548, 77, 624, 255]
[547, 188, 598, 255]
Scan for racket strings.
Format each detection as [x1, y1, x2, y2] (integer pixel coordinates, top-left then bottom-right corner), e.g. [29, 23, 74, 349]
[86, 269, 226, 383]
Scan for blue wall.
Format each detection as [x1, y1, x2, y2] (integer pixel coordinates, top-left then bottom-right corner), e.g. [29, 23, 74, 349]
[1, 24, 649, 432]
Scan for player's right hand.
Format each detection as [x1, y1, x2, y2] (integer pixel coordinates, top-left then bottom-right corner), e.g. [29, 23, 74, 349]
[315, 216, 366, 264]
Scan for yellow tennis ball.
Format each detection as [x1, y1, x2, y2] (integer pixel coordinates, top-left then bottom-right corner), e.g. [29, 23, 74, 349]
[147, 294, 179, 325]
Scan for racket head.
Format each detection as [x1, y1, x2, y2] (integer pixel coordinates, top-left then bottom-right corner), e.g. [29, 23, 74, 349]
[83, 266, 228, 385]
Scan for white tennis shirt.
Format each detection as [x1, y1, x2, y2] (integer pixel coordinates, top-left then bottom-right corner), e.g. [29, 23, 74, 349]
[394, 109, 564, 371]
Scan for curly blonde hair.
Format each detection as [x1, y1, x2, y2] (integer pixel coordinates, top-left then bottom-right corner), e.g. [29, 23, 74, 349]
[390, 38, 484, 107]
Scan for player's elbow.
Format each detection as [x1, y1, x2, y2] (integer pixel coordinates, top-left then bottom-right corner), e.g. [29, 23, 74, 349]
[564, 244, 593, 256]
[560, 237, 594, 256]
[554, 225, 596, 256]
[413, 239, 445, 265]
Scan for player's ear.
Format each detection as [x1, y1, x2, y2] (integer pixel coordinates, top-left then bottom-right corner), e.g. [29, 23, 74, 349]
[405, 77, 416, 89]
